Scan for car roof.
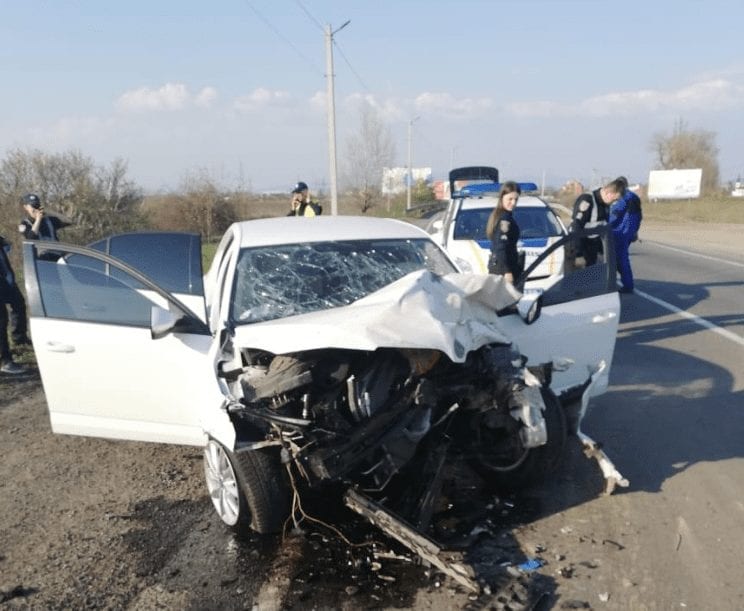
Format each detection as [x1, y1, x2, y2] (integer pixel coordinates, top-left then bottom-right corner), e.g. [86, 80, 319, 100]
[230, 215, 431, 248]
[457, 194, 551, 211]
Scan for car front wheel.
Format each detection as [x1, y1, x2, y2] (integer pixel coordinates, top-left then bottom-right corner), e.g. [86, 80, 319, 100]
[203, 439, 291, 535]
[473, 386, 567, 490]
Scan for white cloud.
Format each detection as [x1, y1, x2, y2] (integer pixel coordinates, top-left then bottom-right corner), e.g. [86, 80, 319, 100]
[233, 87, 291, 112]
[414, 92, 493, 118]
[195, 86, 218, 108]
[115, 82, 196, 112]
[342, 93, 405, 121]
[504, 100, 562, 118]
[310, 91, 326, 111]
[505, 78, 744, 118]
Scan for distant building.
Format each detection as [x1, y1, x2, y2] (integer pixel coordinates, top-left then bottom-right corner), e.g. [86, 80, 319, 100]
[433, 180, 448, 200]
[732, 178, 744, 197]
[382, 167, 432, 195]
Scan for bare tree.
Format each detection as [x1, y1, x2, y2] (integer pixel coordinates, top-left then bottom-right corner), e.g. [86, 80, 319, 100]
[0, 148, 144, 256]
[147, 170, 237, 242]
[650, 119, 720, 194]
[342, 102, 396, 213]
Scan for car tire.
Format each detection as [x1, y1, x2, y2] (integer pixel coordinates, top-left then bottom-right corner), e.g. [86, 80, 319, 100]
[473, 386, 567, 491]
[204, 439, 292, 535]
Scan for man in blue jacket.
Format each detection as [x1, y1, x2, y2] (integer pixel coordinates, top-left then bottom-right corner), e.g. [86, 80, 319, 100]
[609, 188, 643, 294]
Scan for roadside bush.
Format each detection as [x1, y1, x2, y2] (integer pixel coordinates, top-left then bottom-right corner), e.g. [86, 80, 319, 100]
[0, 148, 145, 271]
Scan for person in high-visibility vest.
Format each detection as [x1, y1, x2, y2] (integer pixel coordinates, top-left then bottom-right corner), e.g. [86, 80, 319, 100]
[287, 181, 322, 217]
[569, 177, 626, 266]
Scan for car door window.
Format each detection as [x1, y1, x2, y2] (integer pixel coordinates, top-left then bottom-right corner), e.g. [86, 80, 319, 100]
[521, 225, 615, 303]
[513, 208, 564, 238]
[453, 209, 490, 241]
[87, 232, 204, 295]
[35, 254, 154, 326]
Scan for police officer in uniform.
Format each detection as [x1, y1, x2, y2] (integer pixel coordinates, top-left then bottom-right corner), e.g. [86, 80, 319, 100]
[1, 234, 29, 374]
[19, 193, 71, 241]
[486, 181, 523, 284]
[287, 182, 322, 217]
[569, 177, 626, 266]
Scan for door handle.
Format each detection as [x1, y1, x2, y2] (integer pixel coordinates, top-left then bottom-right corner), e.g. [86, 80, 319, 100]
[45, 341, 76, 354]
[592, 312, 617, 324]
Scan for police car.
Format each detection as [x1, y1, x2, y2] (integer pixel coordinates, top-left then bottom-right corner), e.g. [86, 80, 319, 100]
[428, 166, 566, 287]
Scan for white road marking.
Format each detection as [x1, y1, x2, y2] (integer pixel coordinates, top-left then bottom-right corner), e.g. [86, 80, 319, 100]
[646, 241, 744, 269]
[634, 287, 744, 348]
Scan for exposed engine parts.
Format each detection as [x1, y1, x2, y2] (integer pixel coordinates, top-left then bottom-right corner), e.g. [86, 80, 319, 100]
[228, 343, 554, 492]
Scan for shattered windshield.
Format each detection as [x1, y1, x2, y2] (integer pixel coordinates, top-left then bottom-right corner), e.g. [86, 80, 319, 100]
[230, 238, 456, 324]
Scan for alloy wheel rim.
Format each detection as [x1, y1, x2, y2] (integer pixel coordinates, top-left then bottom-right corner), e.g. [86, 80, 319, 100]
[204, 440, 240, 525]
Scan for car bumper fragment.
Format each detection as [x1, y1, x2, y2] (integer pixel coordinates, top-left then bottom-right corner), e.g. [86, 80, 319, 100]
[576, 360, 629, 494]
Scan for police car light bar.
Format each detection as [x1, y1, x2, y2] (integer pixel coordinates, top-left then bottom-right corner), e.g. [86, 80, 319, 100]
[453, 182, 539, 198]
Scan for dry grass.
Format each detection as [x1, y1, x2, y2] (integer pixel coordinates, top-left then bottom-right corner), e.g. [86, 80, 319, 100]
[641, 195, 744, 224]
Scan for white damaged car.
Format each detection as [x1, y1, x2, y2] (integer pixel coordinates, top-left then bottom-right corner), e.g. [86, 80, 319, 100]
[23, 216, 621, 541]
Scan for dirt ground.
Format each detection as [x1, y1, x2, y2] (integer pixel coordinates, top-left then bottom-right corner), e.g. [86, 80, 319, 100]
[0, 377, 209, 609]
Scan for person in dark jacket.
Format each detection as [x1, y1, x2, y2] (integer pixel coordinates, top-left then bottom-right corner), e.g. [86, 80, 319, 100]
[609, 187, 643, 293]
[486, 181, 522, 284]
[18, 192, 71, 241]
[287, 181, 322, 217]
[569, 177, 626, 266]
[1, 234, 29, 374]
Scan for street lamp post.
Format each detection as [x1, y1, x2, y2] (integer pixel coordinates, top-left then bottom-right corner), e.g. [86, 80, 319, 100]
[325, 20, 350, 216]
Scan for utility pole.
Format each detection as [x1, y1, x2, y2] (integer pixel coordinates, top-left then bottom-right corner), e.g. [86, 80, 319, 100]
[406, 115, 420, 212]
[325, 20, 349, 216]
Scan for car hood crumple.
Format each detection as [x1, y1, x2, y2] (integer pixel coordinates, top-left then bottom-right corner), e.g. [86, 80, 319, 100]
[232, 271, 522, 363]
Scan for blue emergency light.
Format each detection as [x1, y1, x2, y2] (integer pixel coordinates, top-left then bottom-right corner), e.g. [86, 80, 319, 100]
[454, 181, 539, 198]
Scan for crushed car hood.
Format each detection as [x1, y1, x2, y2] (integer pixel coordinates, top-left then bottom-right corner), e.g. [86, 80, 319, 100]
[232, 271, 522, 362]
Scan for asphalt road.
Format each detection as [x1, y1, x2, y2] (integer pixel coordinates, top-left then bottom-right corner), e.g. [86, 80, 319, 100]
[516, 227, 744, 608]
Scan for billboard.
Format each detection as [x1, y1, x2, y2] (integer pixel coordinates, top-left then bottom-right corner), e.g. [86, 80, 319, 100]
[647, 169, 702, 200]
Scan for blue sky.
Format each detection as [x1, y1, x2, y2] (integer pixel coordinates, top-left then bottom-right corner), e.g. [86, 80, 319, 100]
[2, 0, 743, 193]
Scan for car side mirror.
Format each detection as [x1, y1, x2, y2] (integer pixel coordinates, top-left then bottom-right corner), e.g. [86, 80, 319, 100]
[151, 306, 182, 339]
[517, 293, 542, 325]
[151, 305, 209, 339]
[430, 219, 443, 232]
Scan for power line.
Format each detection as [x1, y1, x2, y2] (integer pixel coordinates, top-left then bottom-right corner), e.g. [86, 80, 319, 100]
[294, 0, 371, 94]
[332, 39, 372, 93]
[243, 0, 323, 75]
[293, 0, 324, 32]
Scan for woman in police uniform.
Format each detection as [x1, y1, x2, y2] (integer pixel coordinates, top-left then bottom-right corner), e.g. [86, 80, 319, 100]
[486, 181, 522, 284]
